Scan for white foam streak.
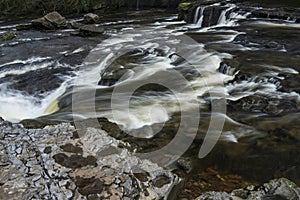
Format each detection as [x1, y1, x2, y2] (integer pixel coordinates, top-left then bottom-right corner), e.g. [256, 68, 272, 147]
[226, 79, 300, 102]
[0, 61, 54, 79]
[251, 21, 300, 28]
[0, 56, 51, 68]
[262, 65, 298, 74]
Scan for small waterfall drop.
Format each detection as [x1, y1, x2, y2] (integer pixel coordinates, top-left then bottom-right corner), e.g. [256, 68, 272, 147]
[218, 8, 229, 25]
[193, 6, 201, 24]
[193, 6, 207, 27]
[196, 7, 207, 27]
[217, 5, 236, 25]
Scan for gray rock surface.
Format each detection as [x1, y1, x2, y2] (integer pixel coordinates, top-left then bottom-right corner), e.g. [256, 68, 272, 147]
[0, 118, 179, 199]
[196, 178, 300, 200]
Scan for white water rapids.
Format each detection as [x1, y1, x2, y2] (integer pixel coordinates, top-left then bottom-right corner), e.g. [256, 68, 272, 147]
[0, 2, 299, 140]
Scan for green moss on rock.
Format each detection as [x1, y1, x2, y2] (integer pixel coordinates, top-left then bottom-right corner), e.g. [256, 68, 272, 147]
[178, 2, 192, 21]
[178, 2, 191, 11]
[0, 31, 16, 40]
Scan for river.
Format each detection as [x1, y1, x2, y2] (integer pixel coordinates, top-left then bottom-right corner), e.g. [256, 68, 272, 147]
[0, 1, 299, 198]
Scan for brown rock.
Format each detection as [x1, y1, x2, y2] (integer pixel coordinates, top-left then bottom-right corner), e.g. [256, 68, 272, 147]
[32, 11, 67, 30]
[84, 13, 100, 24]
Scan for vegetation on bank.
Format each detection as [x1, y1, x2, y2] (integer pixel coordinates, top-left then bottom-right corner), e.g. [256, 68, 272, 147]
[0, 0, 182, 16]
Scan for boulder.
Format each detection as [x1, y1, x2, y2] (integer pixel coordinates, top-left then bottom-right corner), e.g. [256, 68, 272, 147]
[32, 11, 67, 30]
[71, 22, 104, 36]
[83, 13, 100, 24]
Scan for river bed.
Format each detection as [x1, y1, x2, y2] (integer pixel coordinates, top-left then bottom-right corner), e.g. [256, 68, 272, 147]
[0, 2, 299, 199]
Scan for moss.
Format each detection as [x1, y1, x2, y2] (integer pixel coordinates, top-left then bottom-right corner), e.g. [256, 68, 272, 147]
[178, 2, 191, 11]
[177, 2, 192, 21]
[0, 31, 16, 40]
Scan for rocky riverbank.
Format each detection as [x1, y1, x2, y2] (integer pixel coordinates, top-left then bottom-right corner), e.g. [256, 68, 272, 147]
[0, 117, 179, 199]
[1, 118, 300, 199]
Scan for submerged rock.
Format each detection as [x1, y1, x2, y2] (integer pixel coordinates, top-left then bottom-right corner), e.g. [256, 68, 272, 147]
[32, 11, 67, 30]
[0, 118, 179, 199]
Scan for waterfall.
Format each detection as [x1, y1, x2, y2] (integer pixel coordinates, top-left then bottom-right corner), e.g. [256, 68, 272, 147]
[193, 6, 201, 24]
[196, 7, 206, 27]
[193, 6, 207, 27]
[217, 5, 236, 25]
[218, 8, 229, 25]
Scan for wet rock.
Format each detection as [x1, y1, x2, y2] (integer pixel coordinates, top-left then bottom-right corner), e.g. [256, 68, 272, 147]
[202, 5, 224, 27]
[83, 13, 100, 24]
[176, 157, 192, 174]
[178, 2, 192, 21]
[0, 31, 16, 41]
[153, 175, 171, 188]
[75, 177, 104, 195]
[53, 153, 97, 168]
[134, 172, 149, 182]
[32, 11, 67, 30]
[71, 22, 105, 36]
[44, 146, 52, 154]
[16, 23, 32, 31]
[178, 168, 247, 199]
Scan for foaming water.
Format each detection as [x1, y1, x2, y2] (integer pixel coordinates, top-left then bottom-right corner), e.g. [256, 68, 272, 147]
[0, 56, 73, 122]
[68, 24, 236, 131]
[0, 81, 69, 122]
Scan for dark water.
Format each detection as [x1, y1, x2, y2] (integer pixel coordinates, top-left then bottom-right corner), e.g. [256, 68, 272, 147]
[0, 1, 300, 198]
